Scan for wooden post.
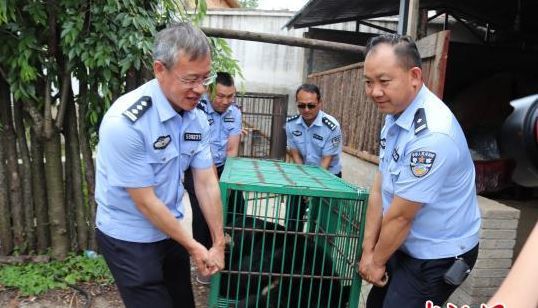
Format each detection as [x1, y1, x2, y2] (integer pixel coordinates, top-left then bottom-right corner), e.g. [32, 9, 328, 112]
[201, 27, 365, 54]
[406, 0, 420, 39]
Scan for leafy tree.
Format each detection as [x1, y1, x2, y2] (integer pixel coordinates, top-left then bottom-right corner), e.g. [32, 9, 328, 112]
[0, 0, 241, 258]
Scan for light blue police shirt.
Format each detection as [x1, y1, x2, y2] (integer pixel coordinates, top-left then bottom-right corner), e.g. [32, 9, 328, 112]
[95, 79, 213, 243]
[197, 98, 242, 167]
[285, 110, 342, 174]
[379, 85, 481, 259]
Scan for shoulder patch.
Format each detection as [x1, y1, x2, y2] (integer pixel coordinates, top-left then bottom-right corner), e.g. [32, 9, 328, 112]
[413, 108, 428, 135]
[287, 114, 300, 122]
[410, 151, 436, 177]
[123, 96, 152, 123]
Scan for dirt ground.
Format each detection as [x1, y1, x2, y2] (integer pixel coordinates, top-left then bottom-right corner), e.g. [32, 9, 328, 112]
[0, 268, 210, 308]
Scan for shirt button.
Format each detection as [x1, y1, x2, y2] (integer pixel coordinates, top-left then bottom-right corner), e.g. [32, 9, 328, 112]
[162, 158, 166, 161]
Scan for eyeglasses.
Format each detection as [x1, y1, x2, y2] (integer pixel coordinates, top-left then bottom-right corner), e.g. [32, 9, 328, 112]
[174, 71, 217, 88]
[297, 103, 318, 110]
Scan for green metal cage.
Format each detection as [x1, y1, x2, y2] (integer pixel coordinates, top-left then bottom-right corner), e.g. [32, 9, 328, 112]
[208, 158, 369, 308]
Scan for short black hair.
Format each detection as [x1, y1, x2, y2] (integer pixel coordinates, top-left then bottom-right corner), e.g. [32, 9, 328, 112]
[216, 72, 234, 87]
[365, 34, 422, 69]
[295, 83, 321, 101]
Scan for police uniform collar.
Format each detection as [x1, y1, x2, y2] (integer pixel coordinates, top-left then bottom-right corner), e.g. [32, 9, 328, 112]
[152, 79, 182, 123]
[300, 111, 324, 127]
[393, 84, 427, 131]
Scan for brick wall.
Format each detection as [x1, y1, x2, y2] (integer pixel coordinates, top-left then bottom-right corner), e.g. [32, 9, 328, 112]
[448, 196, 520, 307]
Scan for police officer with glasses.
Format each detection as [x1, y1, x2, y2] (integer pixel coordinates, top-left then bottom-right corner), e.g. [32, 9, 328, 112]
[94, 23, 225, 308]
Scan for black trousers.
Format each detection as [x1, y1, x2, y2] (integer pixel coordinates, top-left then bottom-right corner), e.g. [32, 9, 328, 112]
[366, 244, 479, 308]
[287, 171, 342, 231]
[96, 229, 194, 308]
[184, 165, 245, 249]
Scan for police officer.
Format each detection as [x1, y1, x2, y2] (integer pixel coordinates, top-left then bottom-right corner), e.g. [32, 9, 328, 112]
[95, 23, 225, 308]
[358, 34, 481, 307]
[285, 83, 343, 229]
[184, 72, 243, 283]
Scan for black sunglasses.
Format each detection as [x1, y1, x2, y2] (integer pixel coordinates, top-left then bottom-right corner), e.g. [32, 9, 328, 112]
[297, 103, 318, 110]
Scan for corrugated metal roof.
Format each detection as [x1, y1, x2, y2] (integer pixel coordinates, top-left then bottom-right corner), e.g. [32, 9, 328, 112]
[285, 0, 538, 37]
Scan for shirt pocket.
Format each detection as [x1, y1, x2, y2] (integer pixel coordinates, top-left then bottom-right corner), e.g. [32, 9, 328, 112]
[382, 161, 401, 195]
[180, 143, 198, 172]
[148, 146, 179, 185]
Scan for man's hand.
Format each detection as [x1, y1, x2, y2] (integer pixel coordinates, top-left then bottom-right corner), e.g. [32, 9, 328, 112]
[188, 241, 212, 277]
[206, 245, 225, 275]
[359, 251, 388, 287]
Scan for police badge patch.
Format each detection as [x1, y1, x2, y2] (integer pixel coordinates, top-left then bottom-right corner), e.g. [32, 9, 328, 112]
[292, 130, 302, 136]
[410, 151, 436, 177]
[153, 135, 171, 150]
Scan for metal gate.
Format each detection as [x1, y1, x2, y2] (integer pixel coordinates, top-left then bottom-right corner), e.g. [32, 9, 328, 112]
[235, 93, 288, 160]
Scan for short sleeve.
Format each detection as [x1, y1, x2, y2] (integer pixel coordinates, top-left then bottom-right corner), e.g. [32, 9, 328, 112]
[286, 123, 298, 149]
[322, 126, 342, 156]
[98, 116, 154, 188]
[190, 119, 213, 169]
[394, 133, 459, 204]
[229, 108, 242, 136]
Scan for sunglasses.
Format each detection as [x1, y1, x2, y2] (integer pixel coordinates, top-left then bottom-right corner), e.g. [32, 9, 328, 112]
[297, 103, 318, 110]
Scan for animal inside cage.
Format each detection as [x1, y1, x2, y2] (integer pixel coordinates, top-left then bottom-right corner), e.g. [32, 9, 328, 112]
[209, 158, 368, 308]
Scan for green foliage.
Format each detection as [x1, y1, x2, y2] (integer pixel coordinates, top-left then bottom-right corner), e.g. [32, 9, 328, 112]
[240, 0, 259, 8]
[0, 0, 242, 146]
[0, 254, 113, 296]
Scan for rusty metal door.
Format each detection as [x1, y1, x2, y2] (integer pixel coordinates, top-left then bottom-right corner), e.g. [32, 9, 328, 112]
[235, 93, 288, 160]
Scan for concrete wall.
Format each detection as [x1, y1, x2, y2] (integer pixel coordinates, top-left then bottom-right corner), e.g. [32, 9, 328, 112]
[341, 153, 520, 307]
[203, 9, 307, 99]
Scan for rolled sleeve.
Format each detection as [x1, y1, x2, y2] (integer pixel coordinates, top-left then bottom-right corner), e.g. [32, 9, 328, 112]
[394, 133, 458, 204]
[98, 116, 154, 188]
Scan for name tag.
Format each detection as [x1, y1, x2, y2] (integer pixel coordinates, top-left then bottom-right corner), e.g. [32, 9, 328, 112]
[223, 117, 235, 122]
[313, 134, 323, 141]
[184, 132, 202, 141]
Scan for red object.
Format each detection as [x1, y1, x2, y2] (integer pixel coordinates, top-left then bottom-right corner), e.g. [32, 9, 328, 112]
[474, 159, 515, 193]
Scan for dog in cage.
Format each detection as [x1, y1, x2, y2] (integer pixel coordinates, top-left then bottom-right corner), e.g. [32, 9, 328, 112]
[219, 216, 350, 308]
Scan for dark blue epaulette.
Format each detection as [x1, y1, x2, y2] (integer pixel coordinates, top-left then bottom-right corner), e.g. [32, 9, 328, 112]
[287, 114, 300, 122]
[196, 100, 208, 113]
[123, 96, 152, 123]
[413, 108, 428, 135]
[322, 116, 337, 131]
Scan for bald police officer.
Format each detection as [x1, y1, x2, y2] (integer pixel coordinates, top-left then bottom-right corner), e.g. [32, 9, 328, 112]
[184, 72, 243, 283]
[358, 34, 481, 308]
[95, 23, 225, 308]
[285, 83, 343, 229]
